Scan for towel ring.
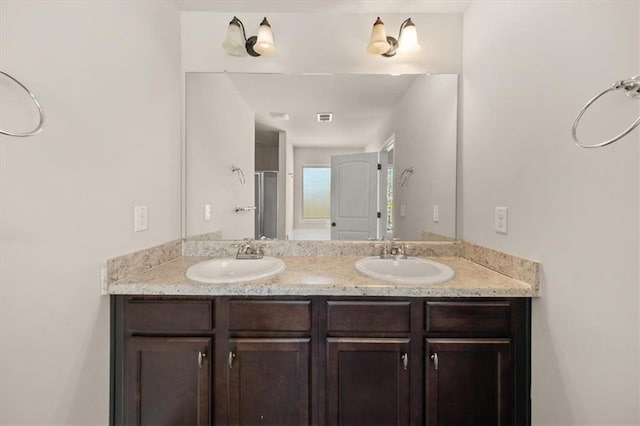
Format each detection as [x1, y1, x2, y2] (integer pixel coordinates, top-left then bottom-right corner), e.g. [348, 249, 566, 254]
[399, 167, 414, 188]
[0, 71, 45, 137]
[572, 75, 640, 148]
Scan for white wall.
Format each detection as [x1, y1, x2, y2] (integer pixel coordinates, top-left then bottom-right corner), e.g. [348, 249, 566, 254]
[182, 12, 462, 74]
[463, 1, 639, 424]
[293, 147, 362, 229]
[186, 73, 254, 239]
[383, 74, 458, 240]
[0, 1, 181, 424]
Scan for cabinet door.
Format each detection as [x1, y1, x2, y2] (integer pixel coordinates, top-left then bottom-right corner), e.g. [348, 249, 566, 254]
[425, 338, 513, 426]
[125, 337, 212, 426]
[228, 338, 311, 426]
[326, 338, 411, 426]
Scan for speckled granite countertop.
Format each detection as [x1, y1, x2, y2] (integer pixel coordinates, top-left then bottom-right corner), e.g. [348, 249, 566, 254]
[107, 256, 537, 298]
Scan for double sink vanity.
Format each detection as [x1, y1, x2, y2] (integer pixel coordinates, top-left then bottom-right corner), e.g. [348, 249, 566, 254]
[107, 239, 538, 426]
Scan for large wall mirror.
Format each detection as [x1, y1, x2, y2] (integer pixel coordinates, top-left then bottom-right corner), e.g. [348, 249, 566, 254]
[185, 72, 458, 241]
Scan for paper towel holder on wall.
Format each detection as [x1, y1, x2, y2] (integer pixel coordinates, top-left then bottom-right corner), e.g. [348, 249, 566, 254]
[572, 74, 640, 148]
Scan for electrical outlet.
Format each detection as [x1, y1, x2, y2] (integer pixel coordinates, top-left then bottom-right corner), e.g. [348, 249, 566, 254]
[204, 204, 211, 221]
[134, 205, 148, 232]
[433, 205, 440, 222]
[495, 207, 508, 234]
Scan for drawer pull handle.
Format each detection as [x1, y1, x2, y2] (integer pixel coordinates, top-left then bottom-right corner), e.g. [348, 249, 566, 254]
[228, 351, 236, 369]
[401, 353, 408, 370]
[198, 351, 207, 368]
[431, 353, 439, 370]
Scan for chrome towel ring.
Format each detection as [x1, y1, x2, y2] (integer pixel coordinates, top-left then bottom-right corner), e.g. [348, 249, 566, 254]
[0, 70, 45, 137]
[572, 75, 640, 148]
[399, 167, 414, 188]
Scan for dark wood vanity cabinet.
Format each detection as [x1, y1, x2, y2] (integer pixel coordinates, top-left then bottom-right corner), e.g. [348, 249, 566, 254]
[111, 296, 530, 426]
[113, 298, 215, 425]
[227, 338, 310, 425]
[425, 338, 512, 426]
[326, 338, 411, 425]
[125, 337, 212, 425]
[225, 299, 313, 426]
[324, 300, 414, 425]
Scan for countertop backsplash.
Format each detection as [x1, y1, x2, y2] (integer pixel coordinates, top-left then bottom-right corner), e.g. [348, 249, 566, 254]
[102, 239, 540, 296]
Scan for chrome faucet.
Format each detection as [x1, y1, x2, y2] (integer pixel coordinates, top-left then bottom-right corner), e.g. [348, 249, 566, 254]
[234, 239, 264, 259]
[375, 238, 412, 259]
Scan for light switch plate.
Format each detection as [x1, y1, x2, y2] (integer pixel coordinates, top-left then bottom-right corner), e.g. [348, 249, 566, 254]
[495, 207, 508, 234]
[134, 205, 148, 232]
[433, 205, 440, 222]
[400, 204, 407, 217]
[204, 204, 211, 221]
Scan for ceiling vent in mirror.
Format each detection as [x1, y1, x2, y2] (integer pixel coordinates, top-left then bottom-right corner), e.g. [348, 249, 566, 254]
[317, 113, 333, 123]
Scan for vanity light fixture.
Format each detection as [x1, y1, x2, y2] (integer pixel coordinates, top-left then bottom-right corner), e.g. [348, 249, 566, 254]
[222, 16, 275, 57]
[367, 17, 421, 57]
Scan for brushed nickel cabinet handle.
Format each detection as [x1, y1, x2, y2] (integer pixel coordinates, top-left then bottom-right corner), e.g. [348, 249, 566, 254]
[198, 351, 207, 368]
[431, 353, 439, 370]
[228, 351, 236, 369]
[401, 353, 408, 370]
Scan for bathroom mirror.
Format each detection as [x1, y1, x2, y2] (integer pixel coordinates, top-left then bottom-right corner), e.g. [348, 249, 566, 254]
[185, 72, 458, 241]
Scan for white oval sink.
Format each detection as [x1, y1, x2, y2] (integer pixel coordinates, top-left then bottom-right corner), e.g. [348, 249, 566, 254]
[355, 256, 454, 285]
[186, 257, 285, 284]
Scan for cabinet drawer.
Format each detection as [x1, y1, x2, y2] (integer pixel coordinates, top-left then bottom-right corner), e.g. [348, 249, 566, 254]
[228, 300, 311, 331]
[126, 299, 214, 331]
[327, 301, 411, 333]
[425, 301, 511, 335]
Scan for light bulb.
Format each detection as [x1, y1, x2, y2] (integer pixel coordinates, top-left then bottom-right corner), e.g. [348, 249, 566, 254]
[253, 17, 275, 56]
[222, 17, 247, 56]
[397, 18, 421, 55]
[367, 17, 391, 55]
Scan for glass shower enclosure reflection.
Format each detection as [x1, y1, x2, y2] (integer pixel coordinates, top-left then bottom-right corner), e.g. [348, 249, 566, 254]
[254, 171, 278, 239]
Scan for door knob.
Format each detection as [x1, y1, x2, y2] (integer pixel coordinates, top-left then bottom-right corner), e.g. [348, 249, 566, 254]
[331, 222, 336, 227]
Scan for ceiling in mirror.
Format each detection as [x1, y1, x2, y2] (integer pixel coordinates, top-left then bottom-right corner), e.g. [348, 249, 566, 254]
[226, 73, 418, 148]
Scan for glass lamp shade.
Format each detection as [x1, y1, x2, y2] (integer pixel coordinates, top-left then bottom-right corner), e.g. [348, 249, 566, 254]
[367, 17, 391, 55]
[253, 17, 276, 56]
[222, 20, 246, 56]
[397, 19, 421, 55]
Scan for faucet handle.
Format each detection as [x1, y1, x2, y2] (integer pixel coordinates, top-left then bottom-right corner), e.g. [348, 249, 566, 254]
[374, 243, 389, 258]
[401, 243, 415, 259]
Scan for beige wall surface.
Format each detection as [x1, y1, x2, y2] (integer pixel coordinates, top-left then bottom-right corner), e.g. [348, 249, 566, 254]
[186, 73, 255, 240]
[462, 1, 639, 424]
[0, 1, 182, 424]
[382, 74, 458, 241]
